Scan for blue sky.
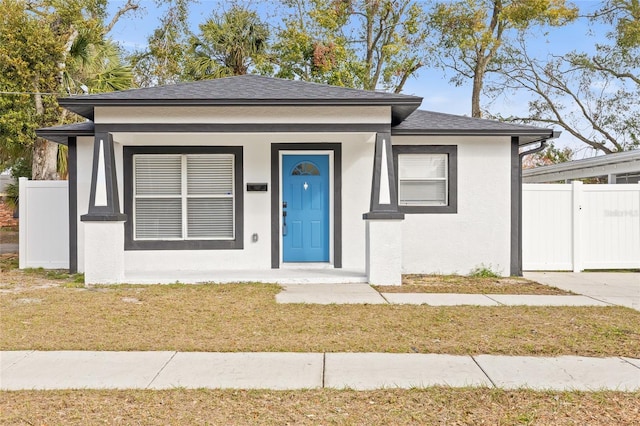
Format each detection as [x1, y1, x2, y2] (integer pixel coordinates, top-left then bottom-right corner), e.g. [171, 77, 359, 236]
[105, 0, 610, 155]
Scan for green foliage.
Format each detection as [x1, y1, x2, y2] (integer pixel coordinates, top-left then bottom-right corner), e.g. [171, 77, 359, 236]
[185, 5, 270, 79]
[0, 0, 137, 177]
[130, 0, 191, 87]
[429, 0, 578, 117]
[271, 0, 431, 92]
[469, 264, 502, 278]
[522, 142, 574, 168]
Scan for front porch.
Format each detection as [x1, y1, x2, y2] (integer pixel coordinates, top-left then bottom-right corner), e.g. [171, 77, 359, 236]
[123, 267, 367, 285]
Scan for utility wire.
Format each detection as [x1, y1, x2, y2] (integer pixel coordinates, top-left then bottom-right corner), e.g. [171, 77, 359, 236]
[0, 91, 61, 95]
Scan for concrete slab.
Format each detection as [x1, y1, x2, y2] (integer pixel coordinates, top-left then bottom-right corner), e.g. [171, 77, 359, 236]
[0, 351, 33, 373]
[149, 352, 323, 390]
[125, 268, 368, 285]
[324, 353, 492, 390]
[474, 355, 640, 391]
[524, 272, 640, 311]
[277, 283, 387, 304]
[0, 351, 175, 390]
[382, 293, 499, 306]
[622, 357, 640, 369]
[487, 294, 610, 307]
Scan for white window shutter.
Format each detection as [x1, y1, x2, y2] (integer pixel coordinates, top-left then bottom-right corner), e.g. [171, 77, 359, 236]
[135, 155, 182, 195]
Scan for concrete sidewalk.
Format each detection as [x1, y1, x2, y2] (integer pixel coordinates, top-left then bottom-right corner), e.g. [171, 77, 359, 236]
[1, 351, 638, 391]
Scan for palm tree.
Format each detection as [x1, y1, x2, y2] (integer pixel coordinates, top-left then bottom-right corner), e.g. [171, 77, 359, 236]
[186, 6, 269, 80]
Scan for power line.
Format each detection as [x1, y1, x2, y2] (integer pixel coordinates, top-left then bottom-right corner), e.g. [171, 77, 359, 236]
[0, 91, 60, 95]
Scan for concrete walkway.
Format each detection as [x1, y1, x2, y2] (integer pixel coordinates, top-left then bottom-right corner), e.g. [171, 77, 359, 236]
[1, 351, 638, 391]
[276, 273, 640, 310]
[524, 272, 640, 311]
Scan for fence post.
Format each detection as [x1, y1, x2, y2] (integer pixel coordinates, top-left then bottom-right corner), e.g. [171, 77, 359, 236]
[18, 177, 27, 269]
[572, 180, 583, 272]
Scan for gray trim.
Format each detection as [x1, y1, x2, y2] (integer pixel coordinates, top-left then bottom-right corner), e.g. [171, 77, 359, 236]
[513, 140, 548, 276]
[123, 146, 244, 251]
[271, 143, 342, 269]
[36, 123, 95, 145]
[368, 132, 399, 212]
[94, 123, 388, 134]
[510, 137, 520, 277]
[81, 133, 127, 222]
[68, 137, 78, 273]
[362, 212, 405, 220]
[392, 145, 458, 214]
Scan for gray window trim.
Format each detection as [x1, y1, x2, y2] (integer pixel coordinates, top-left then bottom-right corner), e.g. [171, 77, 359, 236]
[123, 146, 244, 250]
[393, 145, 458, 214]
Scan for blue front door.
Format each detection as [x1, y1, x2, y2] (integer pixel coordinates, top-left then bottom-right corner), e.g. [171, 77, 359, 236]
[282, 155, 330, 262]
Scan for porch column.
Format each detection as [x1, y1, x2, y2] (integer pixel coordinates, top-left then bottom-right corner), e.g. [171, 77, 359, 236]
[363, 132, 404, 285]
[80, 132, 127, 284]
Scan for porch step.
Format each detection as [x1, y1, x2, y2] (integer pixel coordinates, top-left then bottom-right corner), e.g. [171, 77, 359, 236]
[123, 268, 368, 285]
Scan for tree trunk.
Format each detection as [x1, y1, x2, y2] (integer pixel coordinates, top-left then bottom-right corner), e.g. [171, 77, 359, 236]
[32, 78, 58, 180]
[32, 138, 59, 180]
[471, 68, 484, 118]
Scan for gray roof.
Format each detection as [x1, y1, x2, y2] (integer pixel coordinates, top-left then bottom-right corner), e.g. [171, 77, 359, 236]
[35, 121, 95, 145]
[60, 75, 422, 123]
[523, 149, 640, 182]
[392, 110, 557, 145]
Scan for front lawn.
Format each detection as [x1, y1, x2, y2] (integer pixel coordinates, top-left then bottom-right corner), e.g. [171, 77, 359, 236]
[1, 388, 639, 425]
[2, 282, 638, 357]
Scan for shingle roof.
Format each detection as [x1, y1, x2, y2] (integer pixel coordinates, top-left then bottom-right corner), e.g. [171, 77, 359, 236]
[392, 110, 557, 144]
[35, 121, 95, 145]
[59, 75, 422, 122]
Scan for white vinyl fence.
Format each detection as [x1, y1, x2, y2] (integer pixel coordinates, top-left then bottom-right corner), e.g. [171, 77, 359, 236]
[19, 177, 69, 269]
[523, 182, 640, 272]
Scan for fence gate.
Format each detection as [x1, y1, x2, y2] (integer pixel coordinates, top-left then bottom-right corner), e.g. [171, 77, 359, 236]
[523, 182, 640, 272]
[18, 178, 69, 269]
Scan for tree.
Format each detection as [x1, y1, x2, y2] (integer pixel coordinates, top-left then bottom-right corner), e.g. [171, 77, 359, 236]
[522, 141, 573, 168]
[130, 0, 191, 87]
[429, 0, 577, 117]
[496, 2, 640, 154]
[0, 0, 63, 177]
[271, 0, 431, 93]
[0, 0, 139, 179]
[185, 5, 269, 79]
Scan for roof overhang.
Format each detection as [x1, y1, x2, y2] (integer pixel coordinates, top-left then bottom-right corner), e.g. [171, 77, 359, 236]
[523, 149, 640, 182]
[58, 98, 422, 125]
[391, 128, 559, 145]
[35, 122, 95, 145]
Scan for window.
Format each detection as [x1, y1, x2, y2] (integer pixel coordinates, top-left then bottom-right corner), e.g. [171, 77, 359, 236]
[291, 161, 320, 176]
[393, 145, 457, 214]
[124, 146, 243, 250]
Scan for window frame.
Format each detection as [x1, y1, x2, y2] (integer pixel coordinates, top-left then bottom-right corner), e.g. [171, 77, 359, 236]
[124, 146, 243, 250]
[393, 145, 457, 214]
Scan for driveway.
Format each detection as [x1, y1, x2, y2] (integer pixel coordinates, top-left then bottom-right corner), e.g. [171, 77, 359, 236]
[524, 272, 640, 311]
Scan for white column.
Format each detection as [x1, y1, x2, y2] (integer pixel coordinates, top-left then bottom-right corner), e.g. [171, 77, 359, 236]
[83, 221, 125, 284]
[366, 219, 403, 285]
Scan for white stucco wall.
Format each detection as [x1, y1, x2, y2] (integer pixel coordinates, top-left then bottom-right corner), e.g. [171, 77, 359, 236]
[94, 106, 391, 124]
[393, 135, 513, 276]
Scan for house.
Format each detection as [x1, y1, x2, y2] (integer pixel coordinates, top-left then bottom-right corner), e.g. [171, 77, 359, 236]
[36, 75, 557, 285]
[523, 149, 640, 184]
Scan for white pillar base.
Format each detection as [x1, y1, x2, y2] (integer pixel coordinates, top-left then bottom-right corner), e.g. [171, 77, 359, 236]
[366, 219, 402, 285]
[83, 221, 125, 284]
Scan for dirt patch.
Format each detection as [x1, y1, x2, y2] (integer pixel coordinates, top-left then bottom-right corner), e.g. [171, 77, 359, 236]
[375, 274, 572, 295]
